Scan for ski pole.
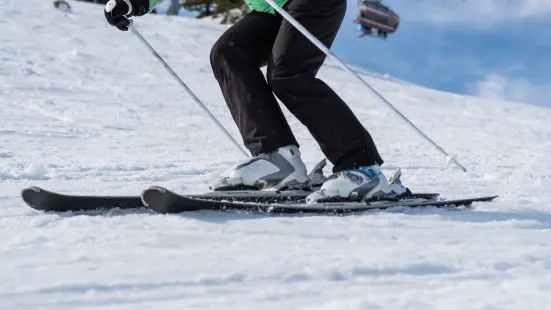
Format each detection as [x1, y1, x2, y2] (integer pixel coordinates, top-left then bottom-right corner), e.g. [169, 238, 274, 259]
[129, 25, 249, 158]
[264, 0, 467, 172]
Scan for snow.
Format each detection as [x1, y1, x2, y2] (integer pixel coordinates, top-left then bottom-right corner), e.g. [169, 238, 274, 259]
[1, 0, 551, 309]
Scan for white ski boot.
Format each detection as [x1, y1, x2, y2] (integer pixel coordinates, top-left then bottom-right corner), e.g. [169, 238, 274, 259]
[211, 145, 310, 191]
[305, 165, 407, 203]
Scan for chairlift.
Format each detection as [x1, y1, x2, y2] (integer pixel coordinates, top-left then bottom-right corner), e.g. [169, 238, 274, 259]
[354, 0, 400, 39]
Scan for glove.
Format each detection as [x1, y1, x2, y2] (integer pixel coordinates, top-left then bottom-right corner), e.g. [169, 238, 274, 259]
[104, 0, 149, 31]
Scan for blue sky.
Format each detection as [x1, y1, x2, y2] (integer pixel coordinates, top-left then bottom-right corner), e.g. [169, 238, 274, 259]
[157, 0, 551, 108]
[331, 0, 551, 108]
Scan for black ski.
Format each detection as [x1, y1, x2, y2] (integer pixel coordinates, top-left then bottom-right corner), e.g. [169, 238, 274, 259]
[21, 186, 144, 212]
[20, 186, 441, 213]
[141, 186, 495, 215]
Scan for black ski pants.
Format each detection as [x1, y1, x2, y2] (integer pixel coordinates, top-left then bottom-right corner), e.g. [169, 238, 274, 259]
[210, 0, 384, 172]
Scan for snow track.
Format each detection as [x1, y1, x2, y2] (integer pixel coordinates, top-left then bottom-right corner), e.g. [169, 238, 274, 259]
[1, 0, 551, 309]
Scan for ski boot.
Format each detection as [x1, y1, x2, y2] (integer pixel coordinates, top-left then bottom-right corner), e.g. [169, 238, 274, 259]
[305, 165, 408, 204]
[211, 145, 312, 191]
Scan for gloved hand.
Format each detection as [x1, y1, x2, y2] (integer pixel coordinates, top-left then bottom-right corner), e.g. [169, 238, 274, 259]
[104, 0, 149, 31]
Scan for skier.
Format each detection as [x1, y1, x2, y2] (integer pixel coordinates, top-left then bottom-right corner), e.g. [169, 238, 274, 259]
[104, 0, 404, 203]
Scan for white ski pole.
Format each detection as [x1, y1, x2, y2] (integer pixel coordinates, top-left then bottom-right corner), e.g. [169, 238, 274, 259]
[129, 25, 249, 158]
[264, 0, 467, 172]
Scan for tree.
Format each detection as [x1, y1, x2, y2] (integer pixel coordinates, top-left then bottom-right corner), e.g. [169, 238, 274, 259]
[167, 0, 181, 15]
[212, 0, 250, 24]
[181, 0, 215, 18]
[180, 0, 250, 23]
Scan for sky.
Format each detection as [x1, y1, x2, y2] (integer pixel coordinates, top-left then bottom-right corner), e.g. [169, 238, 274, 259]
[156, 0, 551, 108]
[331, 0, 551, 108]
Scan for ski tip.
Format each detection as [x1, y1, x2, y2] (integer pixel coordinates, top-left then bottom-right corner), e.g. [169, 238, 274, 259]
[140, 186, 169, 207]
[21, 186, 43, 200]
[453, 195, 499, 206]
[21, 186, 46, 210]
[141, 186, 179, 214]
[478, 195, 499, 200]
[141, 186, 168, 193]
[21, 186, 43, 193]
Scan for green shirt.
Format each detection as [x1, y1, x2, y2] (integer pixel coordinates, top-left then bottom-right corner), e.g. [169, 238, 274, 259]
[148, 0, 289, 15]
[148, 0, 162, 12]
[243, 0, 289, 14]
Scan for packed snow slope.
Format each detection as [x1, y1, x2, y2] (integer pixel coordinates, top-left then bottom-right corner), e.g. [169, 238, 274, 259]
[2, 0, 551, 309]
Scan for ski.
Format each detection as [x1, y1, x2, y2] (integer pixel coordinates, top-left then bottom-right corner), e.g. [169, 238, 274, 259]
[21, 186, 144, 212]
[141, 186, 497, 215]
[21, 186, 441, 213]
